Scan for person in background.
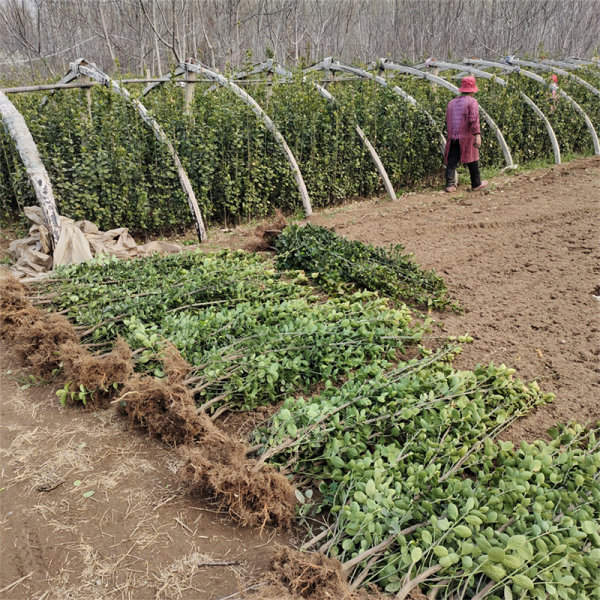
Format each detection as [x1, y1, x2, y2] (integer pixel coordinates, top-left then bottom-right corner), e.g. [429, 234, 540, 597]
[444, 76, 488, 193]
[551, 73, 559, 112]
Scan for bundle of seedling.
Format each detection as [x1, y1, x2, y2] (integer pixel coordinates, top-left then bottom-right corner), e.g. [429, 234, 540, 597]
[255, 363, 599, 597]
[275, 224, 454, 310]
[39, 249, 426, 412]
[3, 237, 598, 598]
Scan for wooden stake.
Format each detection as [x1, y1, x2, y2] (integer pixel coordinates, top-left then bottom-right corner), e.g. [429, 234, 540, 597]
[184, 68, 196, 116]
[80, 74, 93, 123]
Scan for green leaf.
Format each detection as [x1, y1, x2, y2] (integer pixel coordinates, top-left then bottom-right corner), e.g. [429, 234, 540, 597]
[411, 547, 423, 563]
[436, 518, 450, 531]
[481, 562, 506, 581]
[488, 547, 505, 563]
[512, 574, 534, 590]
[581, 521, 598, 535]
[502, 554, 523, 570]
[447, 503, 459, 520]
[454, 525, 471, 538]
[365, 479, 377, 498]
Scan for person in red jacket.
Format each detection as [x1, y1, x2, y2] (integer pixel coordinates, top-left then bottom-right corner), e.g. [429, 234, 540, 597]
[444, 76, 488, 193]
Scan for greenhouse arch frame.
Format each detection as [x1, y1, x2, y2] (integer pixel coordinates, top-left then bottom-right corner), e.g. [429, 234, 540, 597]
[307, 57, 448, 153]
[231, 59, 397, 202]
[420, 59, 562, 165]
[378, 60, 516, 169]
[143, 59, 313, 217]
[463, 58, 600, 155]
[58, 59, 208, 241]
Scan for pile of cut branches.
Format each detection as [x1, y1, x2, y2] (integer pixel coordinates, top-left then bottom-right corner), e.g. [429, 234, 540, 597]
[275, 224, 455, 310]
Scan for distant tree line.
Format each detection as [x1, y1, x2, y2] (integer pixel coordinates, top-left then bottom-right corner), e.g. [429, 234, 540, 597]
[1, 0, 598, 82]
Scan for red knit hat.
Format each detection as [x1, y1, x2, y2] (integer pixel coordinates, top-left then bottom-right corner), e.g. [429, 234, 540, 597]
[459, 76, 478, 93]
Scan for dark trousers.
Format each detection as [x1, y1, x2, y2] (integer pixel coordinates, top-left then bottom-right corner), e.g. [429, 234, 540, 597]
[446, 139, 481, 188]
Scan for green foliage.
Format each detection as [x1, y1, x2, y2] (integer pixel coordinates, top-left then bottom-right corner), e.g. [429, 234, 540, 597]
[0, 87, 189, 232]
[56, 381, 99, 406]
[46, 250, 425, 410]
[389, 69, 597, 166]
[2, 65, 597, 232]
[37, 243, 599, 597]
[274, 224, 454, 310]
[145, 82, 298, 223]
[255, 359, 599, 597]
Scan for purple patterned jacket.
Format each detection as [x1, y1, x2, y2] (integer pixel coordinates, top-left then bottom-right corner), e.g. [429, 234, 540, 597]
[443, 95, 481, 165]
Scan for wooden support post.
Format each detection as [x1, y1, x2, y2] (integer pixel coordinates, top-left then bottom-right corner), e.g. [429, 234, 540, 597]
[80, 74, 93, 123]
[184, 68, 196, 116]
[430, 66, 438, 90]
[266, 71, 273, 108]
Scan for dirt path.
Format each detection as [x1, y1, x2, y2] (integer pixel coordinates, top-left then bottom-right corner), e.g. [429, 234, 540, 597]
[1, 156, 599, 598]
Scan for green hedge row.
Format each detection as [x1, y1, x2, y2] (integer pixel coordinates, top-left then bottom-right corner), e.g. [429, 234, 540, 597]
[1, 65, 598, 233]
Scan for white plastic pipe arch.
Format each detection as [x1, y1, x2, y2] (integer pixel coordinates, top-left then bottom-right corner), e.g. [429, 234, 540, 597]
[0, 91, 62, 246]
[143, 60, 313, 217]
[59, 59, 207, 241]
[308, 57, 447, 153]
[423, 60, 561, 165]
[506, 58, 600, 100]
[379, 60, 515, 170]
[464, 58, 600, 155]
[233, 59, 397, 202]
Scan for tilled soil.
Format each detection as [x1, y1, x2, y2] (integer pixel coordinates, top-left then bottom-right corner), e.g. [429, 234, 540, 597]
[308, 156, 600, 441]
[1, 156, 599, 598]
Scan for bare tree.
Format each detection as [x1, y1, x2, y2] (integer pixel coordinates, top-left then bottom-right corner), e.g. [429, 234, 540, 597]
[1, 0, 598, 81]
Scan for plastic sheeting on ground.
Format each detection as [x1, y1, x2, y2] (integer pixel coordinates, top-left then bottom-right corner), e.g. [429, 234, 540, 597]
[8, 206, 181, 280]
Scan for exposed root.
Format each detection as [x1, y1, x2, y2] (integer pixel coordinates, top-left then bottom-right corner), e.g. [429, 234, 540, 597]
[160, 341, 192, 384]
[119, 370, 297, 528]
[0, 277, 39, 340]
[1, 275, 130, 396]
[14, 312, 79, 377]
[245, 211, 288, 252]
[60, 337, 133, 399]
[179, 442, 295, 528]
[1, 274, 297, 530]
[245, 546, 387, 600]
[118, 375, 214, 445]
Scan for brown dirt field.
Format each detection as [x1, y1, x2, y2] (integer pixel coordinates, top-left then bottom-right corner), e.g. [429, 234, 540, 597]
[1, 156, 599, 598]
[306, 156, 600, 441]
[0, 347, 294, 599]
